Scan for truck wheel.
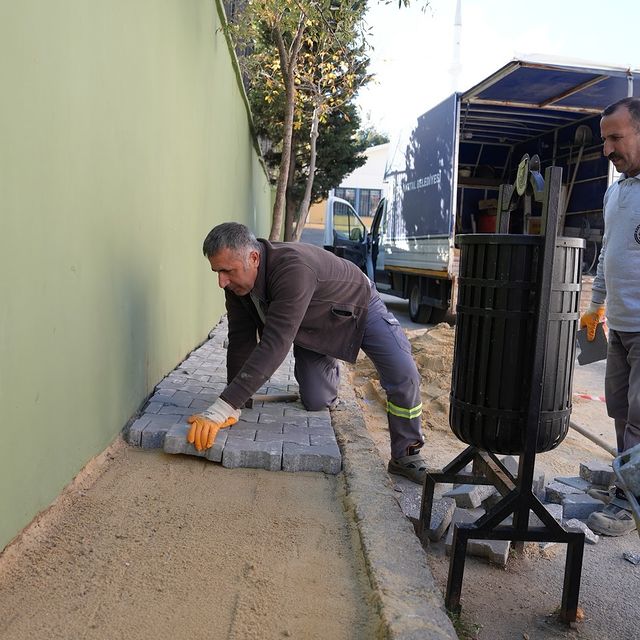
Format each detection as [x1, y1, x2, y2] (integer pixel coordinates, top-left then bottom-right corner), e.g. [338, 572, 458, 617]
[409, 283, 432, 323]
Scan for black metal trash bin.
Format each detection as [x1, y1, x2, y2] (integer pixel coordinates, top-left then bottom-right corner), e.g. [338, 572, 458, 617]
[449, 234, 585, 454]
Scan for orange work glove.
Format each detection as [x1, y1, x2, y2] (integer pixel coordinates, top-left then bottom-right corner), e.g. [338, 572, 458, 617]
[187, 397, 240, 451]
[579, 303, 605, 342]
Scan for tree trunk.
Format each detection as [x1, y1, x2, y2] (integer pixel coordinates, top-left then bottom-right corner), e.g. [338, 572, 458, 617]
[269, 17, 306, 241]
[269, 76, 296, 241]
[284, 138, 297, 241]
[292, 106, 320, 242]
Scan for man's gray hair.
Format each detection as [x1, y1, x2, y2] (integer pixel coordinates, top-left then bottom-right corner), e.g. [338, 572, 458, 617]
[602, 97, 640, 129]
[202, 222, 261, 258]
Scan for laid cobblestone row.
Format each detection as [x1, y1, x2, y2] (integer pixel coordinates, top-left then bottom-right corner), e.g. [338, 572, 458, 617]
[127, 317, 341, 474]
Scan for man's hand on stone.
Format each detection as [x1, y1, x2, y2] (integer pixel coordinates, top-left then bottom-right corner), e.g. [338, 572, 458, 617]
[187, 397, 240, 451]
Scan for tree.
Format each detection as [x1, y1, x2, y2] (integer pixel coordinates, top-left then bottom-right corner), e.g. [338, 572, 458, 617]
[226, 0, 370, 240]
[354, 123, 389, 149]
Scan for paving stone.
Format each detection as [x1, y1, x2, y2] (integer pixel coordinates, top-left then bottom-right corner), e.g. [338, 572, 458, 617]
[144, 401, 163, 414]
[532, 471, 547, 501]
[252, 422, 284, 434]
[255, 405, 287, 417]
[499, 455, 519, 476]
[158, 405, 199, 417]
[445, 508, 510, 566]
[545, 481, 583, 504]
[310, 433, 337, 446]
[281, 417, 310, 428]
[127, 415, 152, 446]
[182, 384, 204, 393]
[254, 430, 310, 446]
[428, 498, 456, 541]
[618, 443, 640, 496]
[308, 415, 332, 428]
[222, 440, 283, 471]
[225, 429, 257, 442]
[480, 489, 502, 511]
[562, 494, 604, 520]
[238, 408, 260, 423]
[150, 389, 177, 403]
[282, 443, 341, 474]
[528, 503, 563, 528]
[141, 422, 170, 449]
[443, 484, 497, 508]
[163, 423, 228, 462]
[195, 390, 218, 402]
[257, 412, 280, 424]
[563, 518, 599, 545]
[580, 460, 615, 487]
[554, 476, 591, 492]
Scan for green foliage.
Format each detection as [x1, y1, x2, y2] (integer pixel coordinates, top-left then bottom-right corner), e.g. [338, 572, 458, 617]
[354, 124, 390, 149]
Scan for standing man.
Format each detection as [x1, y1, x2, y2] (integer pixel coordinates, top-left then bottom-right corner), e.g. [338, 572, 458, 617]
[581, 97, 640, 536]
[186, 222, 428, 483]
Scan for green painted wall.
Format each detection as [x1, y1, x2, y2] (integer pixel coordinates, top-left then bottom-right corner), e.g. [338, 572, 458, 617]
[0, 0, 272, 551]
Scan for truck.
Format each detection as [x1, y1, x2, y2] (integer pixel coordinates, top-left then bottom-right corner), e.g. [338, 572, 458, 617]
[324, 56, 639, 323]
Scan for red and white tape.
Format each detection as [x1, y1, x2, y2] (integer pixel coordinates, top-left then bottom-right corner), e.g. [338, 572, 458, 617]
[573, 393, 606, 403]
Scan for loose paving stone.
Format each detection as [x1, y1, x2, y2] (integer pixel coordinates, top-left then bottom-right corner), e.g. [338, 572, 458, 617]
[545, 481, 583, 504]
[443, 483, 497, 509]
[554, 476, 591, 492]
[563, 518, 599, 545]
[580, 460, 615, 487]
[163, 422, 227, 462]
[562, 493, 604, 520]
[428, 498, 456, 541]
[445, 508, 510, 566]
[618, 442, 640, 496]
[528, 503, 563, 528]
[480, 489, 503, 511]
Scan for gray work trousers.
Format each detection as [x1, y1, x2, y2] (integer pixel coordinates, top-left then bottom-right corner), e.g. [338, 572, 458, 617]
[605, 329, 640, 454]
[294, 288, 424, 459]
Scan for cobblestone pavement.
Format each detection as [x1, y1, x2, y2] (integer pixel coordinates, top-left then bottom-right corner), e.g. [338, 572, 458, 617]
[127, 317, 341, 474]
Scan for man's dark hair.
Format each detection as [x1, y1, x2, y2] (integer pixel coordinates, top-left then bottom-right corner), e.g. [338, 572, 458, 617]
[602, 97, 640, 129]
[202, 222, 261, 258]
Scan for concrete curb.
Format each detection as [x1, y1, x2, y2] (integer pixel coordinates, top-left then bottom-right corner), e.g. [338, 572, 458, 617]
[332, 380, 458, 640]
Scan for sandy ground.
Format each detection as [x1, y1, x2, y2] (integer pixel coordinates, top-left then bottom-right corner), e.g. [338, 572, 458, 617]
[352, 323, 640, 640]
[0, 440, 380, 640]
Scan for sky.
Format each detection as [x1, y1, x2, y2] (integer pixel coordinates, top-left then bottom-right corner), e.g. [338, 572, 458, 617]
[357, 0, 640, 141]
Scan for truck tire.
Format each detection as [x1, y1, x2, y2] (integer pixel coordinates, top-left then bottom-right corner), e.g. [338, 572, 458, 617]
[409, 283, 432, 323]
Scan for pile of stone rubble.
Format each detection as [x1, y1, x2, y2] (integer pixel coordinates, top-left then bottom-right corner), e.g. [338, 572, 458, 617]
[420, 457, 615, 566]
